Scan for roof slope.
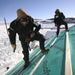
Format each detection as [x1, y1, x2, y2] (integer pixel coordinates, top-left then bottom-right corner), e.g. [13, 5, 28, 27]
[6, 25, 75, 75]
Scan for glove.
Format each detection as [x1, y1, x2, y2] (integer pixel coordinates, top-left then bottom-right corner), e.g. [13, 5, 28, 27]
[30, 32, 35, 38]
[11, 44, 16, 52]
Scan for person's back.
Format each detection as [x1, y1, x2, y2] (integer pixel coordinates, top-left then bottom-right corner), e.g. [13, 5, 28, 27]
[8, 8, 49, 69]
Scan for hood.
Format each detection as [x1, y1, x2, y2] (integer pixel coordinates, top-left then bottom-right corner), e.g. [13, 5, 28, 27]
[17, 8, 33, 22]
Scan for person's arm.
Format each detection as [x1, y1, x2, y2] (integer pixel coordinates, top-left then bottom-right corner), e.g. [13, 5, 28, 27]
[8, 20, 16, 52]
[60, 13, 65, 20]
[28, 22, 41, 39]
[54, 15, 58, 26]
[27, 16, 41, 33]
[33, 23, 41, 33]
[54, 15, 56, 23]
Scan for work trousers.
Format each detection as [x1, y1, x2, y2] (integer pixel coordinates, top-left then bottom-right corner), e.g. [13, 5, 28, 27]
[21, 32, 45, 61]
[57, 22, 68, 36]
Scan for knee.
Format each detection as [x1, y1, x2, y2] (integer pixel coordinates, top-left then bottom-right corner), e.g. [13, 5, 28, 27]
[40, 35, 45, 42]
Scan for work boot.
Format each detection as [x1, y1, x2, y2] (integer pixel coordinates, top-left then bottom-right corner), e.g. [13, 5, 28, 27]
[66, 29, 69, 32]
[24, 60, 30, 69]
[23, 56, 30, 69]
[41, 49, 49, 53]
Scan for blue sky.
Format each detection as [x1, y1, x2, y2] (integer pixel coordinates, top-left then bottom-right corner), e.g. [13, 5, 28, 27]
[0, 0, 75, 22]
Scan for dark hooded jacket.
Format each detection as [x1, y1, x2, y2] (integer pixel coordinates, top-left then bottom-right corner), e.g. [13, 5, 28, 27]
[8, 9, 41, 45]
[8, 19, 41, 45]
[54, 12, 65, 24]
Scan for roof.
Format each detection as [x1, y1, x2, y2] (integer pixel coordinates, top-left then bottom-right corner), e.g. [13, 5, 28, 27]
[6, 25, 75, 75]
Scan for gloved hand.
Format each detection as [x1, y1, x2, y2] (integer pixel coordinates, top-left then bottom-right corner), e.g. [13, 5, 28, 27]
[30, 32, 35, 38]
[11, 44, 16, 52]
